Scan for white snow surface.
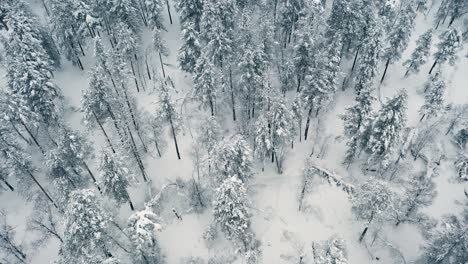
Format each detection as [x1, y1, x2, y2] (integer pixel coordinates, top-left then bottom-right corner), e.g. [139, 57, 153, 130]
[0, 0, 467, 263]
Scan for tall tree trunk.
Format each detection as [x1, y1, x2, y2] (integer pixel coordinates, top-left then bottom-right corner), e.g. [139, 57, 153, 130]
[165, 0, 173, 24]
[41, 0, 50, 16]
[130, 60, 140, 93]
[380, 58, 391, 83]
[304, 106, 313, 141]
[0, 177, 14, 191]
[351, 46, 360, 73]
[129, 199, 135, 211]
[127, 126, 148, 182]
[93, 111, 116, 153]
[169, 117, 181, 160]
[429, 59, 438, 74]
[137, 0, 148, 26]
[11, 122, 31, 145]
[404, 63, 413, 77]
[82, 161, 99, 188]
[230, 67, 236, 121]
[20, 121, 44, 154]
[209, 96, 215, 116]
[121, 86, 148, 153]
[145, 53, 152, 80]
[27, 170, 58, 209]
[159, 52, 166, 78]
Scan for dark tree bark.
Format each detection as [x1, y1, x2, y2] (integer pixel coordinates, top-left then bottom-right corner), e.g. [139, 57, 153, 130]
[20, 121, 44, 154]
[27, 170, 58, 209]
[0, 177, 14, 191]
[380, 58, 391, 83]
[165, 0, 173, 24]
[429, 59, 438, 74]
[159, 52, 166, 78]
[304, 106, 313, 140]
[93, 111, 116, 153]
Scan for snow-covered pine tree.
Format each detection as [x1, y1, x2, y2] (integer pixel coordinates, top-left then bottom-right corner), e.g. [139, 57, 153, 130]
[353, 10, 384, 95]
[213, 176, 254, 251]
[395, 173, 436, 226]
[340, 89, 374, 167]
[256, 88, 295, 173]
[313, 237, 348, 264]
[106, 0, 142, 35]
[157, 77, 182, 159]
[352, 178, 395, 242]
[418, 206, 468, 263]
[145, 0, 165, 31]
[208, 135, 253, 183]
[403, 29, 433, 77]
[175, 0, 203, 30]
[4, 7, 60, 128]
[365, 90, 407, 169]
[178, 21, 202, 73]
[81, 65, 119, 153]
[126, 207, 164, 263]
[196, 116, 222, 155]
[48, 0, 89, 69]
[0, 210, 27, 263]
[99, 151, 136, 210]
[200, 0, 236, 67]
[291, 94, 304, 142]
[193, 51, 218, 116]
[454, 155, 468, 180]
[47, 125, 98, 188]
[253, 115, 272, 171]
[292, 25, 313, 92]
[276, 0, 304, 46]
[380, 3, 416, 83]
[0, 121, 58, 208]
[419, 70, 446, 121]
[429, 28, 462, 74]
[435, 0, 467, 28]
[60, 189, 112, 262]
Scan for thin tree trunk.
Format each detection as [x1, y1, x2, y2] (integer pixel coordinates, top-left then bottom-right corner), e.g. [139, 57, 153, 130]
[0, 177, 14, 191]
[130, 60, 140, 93]
[351, 46, 360, 73]
[169, 117, 181, 160]
[380, 58, 391, 83]
[359, 226, 369, 242]
[82, 161, 99, 188]
[41, 0, 50, 16]
[429, 59, 438, 74]
[11, 122, 31, 145]
[404, 63, 412, 77]
[20, 121, 44, 154]
[229, 67, 236, 121]
[165, 0, 173, 24]
[209, 96, 214, 116]
[419, 113, 426, 122]
[137, 0, 148, 26]
[27, 170, 58, 209]
[129, 199, 135, 211]
[127, 126, 148, 182]
[159, 52, 166, 78]
[93, 111, 116, 153]
[304, 106, 313, 141]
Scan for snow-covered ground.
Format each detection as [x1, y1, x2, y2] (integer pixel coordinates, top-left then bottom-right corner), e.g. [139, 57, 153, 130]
[0, 0, 467, 263]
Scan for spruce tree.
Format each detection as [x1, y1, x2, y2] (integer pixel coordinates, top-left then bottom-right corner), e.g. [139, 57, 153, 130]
[99, 151, 136, 210]
[4, 7, 60, 127]
[208, 135, 253, 183]
[420, 70, 446, 121]
[403, 29, 433, 77]
[366, 90, 407, 169]
[126, 207, 164, 263]
[193, 52, 218, 116]
[175, 0, 203, 30]
[429, 28, 462, 74]
[352, 178, 395, 242]
[380, 3, 416, 83]
[213, 176, 254, 251]
[178, 21, 202, 73]
[60, 189, 112, 262]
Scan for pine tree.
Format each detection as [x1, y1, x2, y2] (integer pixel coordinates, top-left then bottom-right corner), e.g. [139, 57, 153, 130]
[418, 206, 468, 263]
[276, 0, 304, 45]
[47, 125, 98, 187]
[99, 151, 136, 210]
[429, 28, 462, 74]
[420, 70, 446, 121]
[0, 210, 27, 263]
[353, 13, 384, 94]
[0, 121, 58, 208]
[380, 3, 416, 83]
[193, 52, 218, 116]
[178, 21, 202, 73]
[145, 0, 165, 31]
[126, 207, 164, 263]
[60, 189, 112, 262]
[213, 176, 254, 251]
[200, 0, 236, 67]
[403, 29, 433, 77]
[313, 238, 348, 264]
[340, 89, 374, 166]
[455, 155, 468, 180]
[175, 0, 203, 29]
[208, 135, 253, 183]
[196, 116, 222, 154]
[352, 178, 395, 242]
[395, 173, 436, 226]
[48, 0, 89, 69]
[4, 7, 60, 127]
[157, 77, 182, 159]
[365, 90, 407, 169]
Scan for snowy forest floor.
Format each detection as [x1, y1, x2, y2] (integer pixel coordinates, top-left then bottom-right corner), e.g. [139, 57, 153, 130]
[1, 0, 468, 263]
